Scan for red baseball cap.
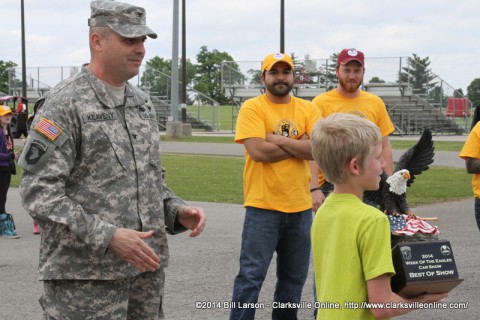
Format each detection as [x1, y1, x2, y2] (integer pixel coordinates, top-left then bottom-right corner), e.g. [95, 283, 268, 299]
[337, 48, 365, 66]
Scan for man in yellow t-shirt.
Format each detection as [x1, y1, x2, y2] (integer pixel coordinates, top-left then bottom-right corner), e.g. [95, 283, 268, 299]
[310, 48, 395, 211]
[230, 53, 320, 320]
[459, 121, 480, 231]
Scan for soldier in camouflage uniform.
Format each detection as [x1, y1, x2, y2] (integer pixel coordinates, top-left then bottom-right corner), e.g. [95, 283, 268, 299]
[18, 1, 206, 319]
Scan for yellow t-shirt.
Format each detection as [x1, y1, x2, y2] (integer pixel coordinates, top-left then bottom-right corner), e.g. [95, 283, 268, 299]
[311, 193, 395, 320]
[235, 94, 320, 213]
[312, 89, 395, 185]
[459, 122, 480, 197]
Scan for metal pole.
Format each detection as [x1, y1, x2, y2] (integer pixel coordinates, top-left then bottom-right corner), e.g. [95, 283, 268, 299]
[181, 0, 187, 105]
[171, 0, 179, 122]
[280, 0, 285, 53]
[21, 0, 27, 98]
[181, 0, 187, 123]
[398, 57, 402, 84]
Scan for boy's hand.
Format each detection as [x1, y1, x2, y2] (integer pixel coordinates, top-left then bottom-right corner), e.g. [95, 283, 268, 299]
[416, 292, 449, 304]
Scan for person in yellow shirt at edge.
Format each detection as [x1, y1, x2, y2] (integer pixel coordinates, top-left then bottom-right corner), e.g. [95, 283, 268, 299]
[310, 48, 395, 211]
[310, 113, 448, 320]
[459, 121, 480, 232]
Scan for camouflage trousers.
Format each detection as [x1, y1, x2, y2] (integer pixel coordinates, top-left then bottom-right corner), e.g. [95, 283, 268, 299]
[40, 268, 165, 320]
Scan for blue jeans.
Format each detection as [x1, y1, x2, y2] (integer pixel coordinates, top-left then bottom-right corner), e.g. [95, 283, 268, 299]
[474, 198, 480, 231]
[230, 207, 312, 320]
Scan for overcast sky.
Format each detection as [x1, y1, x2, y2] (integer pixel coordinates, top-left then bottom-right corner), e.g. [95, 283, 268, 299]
[2, 0, 479, 92]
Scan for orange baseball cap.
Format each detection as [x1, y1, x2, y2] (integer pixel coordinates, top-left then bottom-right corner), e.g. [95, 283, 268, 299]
[261, 53, 294, 73]
[0, 105, 13, 116]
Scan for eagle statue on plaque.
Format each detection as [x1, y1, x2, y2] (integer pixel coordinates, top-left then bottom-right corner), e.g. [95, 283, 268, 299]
[363, 129, 463, 297]
[364, 128, 439, 242]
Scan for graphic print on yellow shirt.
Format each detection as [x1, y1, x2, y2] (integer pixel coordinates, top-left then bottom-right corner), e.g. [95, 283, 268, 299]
[274, 119, 299, 138]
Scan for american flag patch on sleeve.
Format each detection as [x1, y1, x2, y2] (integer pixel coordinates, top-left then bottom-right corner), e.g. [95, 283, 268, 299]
[34, 118, 63, 141]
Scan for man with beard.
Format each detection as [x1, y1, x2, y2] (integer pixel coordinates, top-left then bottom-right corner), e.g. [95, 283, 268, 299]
[310, 48, 395, 211]
[309, 48, 395, 319]
[230, 53, 320, 320]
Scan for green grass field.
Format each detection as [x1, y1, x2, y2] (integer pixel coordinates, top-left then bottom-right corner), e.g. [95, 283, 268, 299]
[11, 130, 472, 206]
[186, 105, 238, 131]
[162, 134, 466, 152]
[391, 140, 464, 152]
[185, 104, 474, 138]
[161, 155, 472, 206]
[162, 136, 473, 205]
[12, 153, 470, 206]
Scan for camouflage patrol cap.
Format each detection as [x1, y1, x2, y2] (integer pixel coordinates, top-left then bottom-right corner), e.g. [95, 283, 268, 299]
[88, 1, 157, 39]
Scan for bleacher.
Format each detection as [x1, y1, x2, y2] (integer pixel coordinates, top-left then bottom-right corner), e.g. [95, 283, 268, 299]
[293, 86, 327, 100]
[224, 85, 328, 105]
[150, 95, 214, 131]
[224, 83, 464, 135]
[9, 86, 50, 106]
[224, 86, 264, 106]
[364, 83, 464, 135]
[12, 59, 470, 135]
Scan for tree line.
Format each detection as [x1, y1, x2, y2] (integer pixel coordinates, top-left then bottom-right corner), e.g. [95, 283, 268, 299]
[1, 48, 479, 107]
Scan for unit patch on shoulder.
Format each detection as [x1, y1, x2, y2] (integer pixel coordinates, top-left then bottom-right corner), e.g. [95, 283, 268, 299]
[25, 139, 48, 164]
[34, 118, 63, 141]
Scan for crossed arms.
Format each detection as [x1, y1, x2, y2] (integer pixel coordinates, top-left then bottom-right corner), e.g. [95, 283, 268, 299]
[242, 133, 313, 163]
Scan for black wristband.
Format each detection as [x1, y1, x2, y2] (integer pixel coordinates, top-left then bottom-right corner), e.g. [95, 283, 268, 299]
[310, 187, 322, 192]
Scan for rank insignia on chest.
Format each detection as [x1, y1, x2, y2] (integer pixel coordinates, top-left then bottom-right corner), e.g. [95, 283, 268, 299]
[34, 118, 63, 141]
[139, 110, 156, 120]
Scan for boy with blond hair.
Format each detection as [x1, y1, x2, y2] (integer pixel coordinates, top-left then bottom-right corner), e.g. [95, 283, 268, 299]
[310, 113, 447, 319]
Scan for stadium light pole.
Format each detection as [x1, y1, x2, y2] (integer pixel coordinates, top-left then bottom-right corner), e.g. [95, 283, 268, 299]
[167, 0, 183, 138]
[171, 0, 179, 122]
[181, 0, 187, 120]
[280, 0, 285, 53]
[21, 0, 27, 97]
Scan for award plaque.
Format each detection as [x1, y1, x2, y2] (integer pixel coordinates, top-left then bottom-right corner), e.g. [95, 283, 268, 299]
[391, 239, 463, 298]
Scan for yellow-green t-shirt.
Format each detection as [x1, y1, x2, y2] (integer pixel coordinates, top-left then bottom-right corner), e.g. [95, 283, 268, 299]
[460, 121, 480, 197]
[312, 89, 395, 185]
[311, 193, 395, 320]
[235, 94, 320, 213]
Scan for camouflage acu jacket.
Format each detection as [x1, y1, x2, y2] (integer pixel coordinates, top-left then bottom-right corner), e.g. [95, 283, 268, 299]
[19, 65, 186, 280]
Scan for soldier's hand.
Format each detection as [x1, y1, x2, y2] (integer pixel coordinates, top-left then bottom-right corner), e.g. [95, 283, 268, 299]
[177, 206, 206, 237]
[108, 228, 160, 272]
